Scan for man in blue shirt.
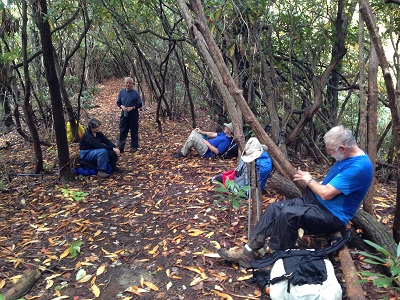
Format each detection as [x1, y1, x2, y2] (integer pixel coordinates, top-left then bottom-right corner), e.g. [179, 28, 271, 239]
[116, 77, 143, 153]
[173, 123, 233, 158]
[218, 125, 373, 268]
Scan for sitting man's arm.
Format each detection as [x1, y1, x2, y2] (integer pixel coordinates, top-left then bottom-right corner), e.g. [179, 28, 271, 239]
[195, 128, 217, 139]
[293, 170, 341, 200]
[203, 140, 219, 155]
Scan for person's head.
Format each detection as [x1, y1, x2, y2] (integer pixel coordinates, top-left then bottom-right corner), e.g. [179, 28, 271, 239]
[88, 118, 102, 132]
[241, 137, 263, 163]
[324, 125, 357, 161]
[124, 77, 134, 91]
[223, 122, 233, 136]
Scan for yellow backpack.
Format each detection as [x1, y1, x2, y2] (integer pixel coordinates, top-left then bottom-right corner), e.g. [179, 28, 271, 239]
[66, 121, 85, 142]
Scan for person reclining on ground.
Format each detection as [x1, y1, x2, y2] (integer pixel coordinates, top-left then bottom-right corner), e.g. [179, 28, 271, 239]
[173, 123, 234, 158]
[212, 137, 273, 192]
[218, 125, 373, 268]
[79, 118, 122, 178]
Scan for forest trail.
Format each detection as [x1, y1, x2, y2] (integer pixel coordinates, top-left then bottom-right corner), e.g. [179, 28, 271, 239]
[1, 78, 269, 300]
[0, 78, 395, 299]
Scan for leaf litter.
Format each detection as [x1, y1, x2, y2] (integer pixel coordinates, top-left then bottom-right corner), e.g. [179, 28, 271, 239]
[0, 78, 397, 299]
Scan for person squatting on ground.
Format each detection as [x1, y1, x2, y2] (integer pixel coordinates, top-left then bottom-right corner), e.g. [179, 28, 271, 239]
[116, 77, 143, 153]
[79, 118, 122, 178]
[212, 137, 273, 192]
[218, 125, 373, 268]
[173, 123, 234, 158]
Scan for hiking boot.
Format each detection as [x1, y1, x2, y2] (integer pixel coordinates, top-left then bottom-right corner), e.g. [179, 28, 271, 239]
[173, 151, 184, 158]
[97, 171, 110, 178]
[130, 147, 138, 153]
[218, 247, 255, 268]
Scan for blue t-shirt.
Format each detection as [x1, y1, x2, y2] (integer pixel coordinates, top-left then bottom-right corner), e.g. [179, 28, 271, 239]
[316, 154, 373, 225]
[203, 133, 233, 158]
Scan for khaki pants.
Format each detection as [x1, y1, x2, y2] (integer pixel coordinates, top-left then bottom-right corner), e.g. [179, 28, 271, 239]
[181, 130, 208, 156]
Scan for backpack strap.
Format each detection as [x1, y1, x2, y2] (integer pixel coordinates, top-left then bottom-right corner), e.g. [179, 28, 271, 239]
[250, 230, 350, 269]
[311, 229, 350, 257]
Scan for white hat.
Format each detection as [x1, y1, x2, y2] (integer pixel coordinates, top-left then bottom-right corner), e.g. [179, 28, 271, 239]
[242, 137, 263, 162]
[223, 122, 234, 133]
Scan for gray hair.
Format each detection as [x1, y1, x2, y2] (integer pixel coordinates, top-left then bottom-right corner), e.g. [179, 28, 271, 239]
[124, 77, 134, 83]
[88, 118, 102, 129]
[324, 125, 356, 148]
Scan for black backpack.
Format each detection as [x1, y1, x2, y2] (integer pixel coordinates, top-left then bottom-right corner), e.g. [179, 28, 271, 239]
[220, 141, 238, 159]
[248, 230, 350, 295]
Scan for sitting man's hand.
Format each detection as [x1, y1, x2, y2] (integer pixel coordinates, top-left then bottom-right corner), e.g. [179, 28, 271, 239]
[113, 148, 121, 156]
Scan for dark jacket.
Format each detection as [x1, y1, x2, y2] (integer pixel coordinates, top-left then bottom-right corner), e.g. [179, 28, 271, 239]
[79, 130, 116, 151]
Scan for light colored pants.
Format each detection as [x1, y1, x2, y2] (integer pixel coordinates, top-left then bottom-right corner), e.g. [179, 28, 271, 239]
[181, 130, 208, 156]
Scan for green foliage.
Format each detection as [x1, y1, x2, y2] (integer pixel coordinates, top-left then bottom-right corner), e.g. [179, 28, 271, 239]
[213, 179, 249, 211]
[0, 180, 5, 192]
[61, 188, 88, 202]
[69, 241, 83, 258]
[0, 47, 22, 63]
[357, 240, 400, 293]
[54, 282, 69, 290]
[81, 85, 100, 109]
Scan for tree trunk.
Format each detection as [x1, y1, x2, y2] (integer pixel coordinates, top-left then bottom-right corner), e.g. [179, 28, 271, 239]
[363, 43, 379, 214]
[359, 0, 400, 243]
[358, 12, 367, 151]
[334, 232, 367, 300]
[22, 0, 43, 174]
[33, 0, 73, 183]
[257, 24, 281, 147]
[3, 269, 41, 300]
[353, 209, 397, 256]
[269, 172, 303, 199]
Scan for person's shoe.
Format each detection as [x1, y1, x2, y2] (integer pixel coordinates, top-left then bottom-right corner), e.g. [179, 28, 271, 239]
[97, 171, 110, 178]
[218, 247, 255, 268]
[173, 151, 184, 158]
[210, 176, 217, 185]
[113, 166, 124, 174]
[119, 147, 125, 153]
[130, 147, 138, 153]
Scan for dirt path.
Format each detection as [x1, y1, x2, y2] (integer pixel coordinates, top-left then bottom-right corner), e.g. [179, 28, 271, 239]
[1, 78, 258, 300]
[0, 78, 394, 299]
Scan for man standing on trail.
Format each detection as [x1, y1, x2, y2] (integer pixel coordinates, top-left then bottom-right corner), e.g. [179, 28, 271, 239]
[173, 123, 234, 158]
[218, 125, 373, 268]
[116, 77, 143, 153]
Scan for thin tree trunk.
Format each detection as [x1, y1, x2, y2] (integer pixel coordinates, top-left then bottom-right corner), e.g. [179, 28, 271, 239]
[359, 0, 400, 242]
[33, 0, 73, 183]
[21, 1, 43, 174]
[257, 24, 281, 147]
[363, 43, 379, 214]
[358, 12, 367, 151]
[175, 48, 196, 128]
